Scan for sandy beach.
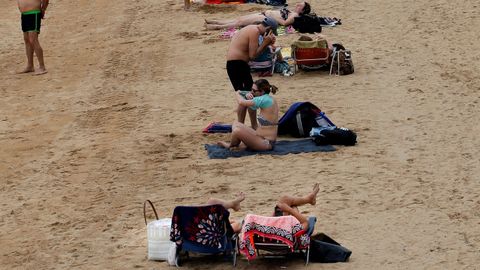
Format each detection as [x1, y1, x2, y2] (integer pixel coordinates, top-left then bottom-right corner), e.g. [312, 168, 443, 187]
[0, 0, 479, 269]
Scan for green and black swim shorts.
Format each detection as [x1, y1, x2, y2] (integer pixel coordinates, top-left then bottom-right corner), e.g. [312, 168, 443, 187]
[21, 10, 42, 33]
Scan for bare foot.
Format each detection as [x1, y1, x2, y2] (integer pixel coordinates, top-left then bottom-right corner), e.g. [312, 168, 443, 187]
[33, 68, 48, 76]
[309, 183, 320, 205]
[217, 141, 231, 149]
[231, 192, 245, 211]
[16, 67, 34, 74]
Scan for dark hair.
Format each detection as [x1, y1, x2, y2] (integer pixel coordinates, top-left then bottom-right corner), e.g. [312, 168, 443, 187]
[302, 2, 311, 15]
[254, 79, 278, 95]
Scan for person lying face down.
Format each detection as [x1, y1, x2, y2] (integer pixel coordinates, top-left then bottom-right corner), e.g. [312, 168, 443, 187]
[218, 79, 279, 152]
[204, 1, 311, 30]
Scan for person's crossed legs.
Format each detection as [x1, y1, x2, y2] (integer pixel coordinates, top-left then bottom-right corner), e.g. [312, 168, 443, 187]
[206, 192, 245, 232]
[275, 183, 319, 230]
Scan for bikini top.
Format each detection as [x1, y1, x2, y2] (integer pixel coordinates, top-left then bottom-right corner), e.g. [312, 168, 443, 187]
[250, 94, 278, 126]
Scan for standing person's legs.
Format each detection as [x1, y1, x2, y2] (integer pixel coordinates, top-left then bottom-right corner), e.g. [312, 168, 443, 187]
[19, 32, 35, 73]
[28, 32, 47, 75]
[227, 60, 254, 124]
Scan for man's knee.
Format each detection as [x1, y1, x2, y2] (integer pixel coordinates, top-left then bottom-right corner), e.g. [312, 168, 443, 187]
[28, 34, 39, 45]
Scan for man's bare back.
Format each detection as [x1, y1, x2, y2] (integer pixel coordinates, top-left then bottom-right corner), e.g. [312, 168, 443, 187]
[17, 0, 42, 13]
[227, 24, 275, 63]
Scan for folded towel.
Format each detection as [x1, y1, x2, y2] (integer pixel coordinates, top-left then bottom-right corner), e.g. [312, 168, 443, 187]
[205, 139, 335, 159]
[203, 122, 232, 133]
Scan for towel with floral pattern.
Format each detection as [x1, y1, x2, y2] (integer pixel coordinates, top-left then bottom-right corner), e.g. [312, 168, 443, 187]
[239, 214, 308, 260]
[170, 205, 233, 250]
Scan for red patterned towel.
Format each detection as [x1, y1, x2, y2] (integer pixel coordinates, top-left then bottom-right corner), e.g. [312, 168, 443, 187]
[239, 214, 306, 260]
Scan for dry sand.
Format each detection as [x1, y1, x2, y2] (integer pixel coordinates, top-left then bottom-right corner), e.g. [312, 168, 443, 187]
[1, 0, 479, 269]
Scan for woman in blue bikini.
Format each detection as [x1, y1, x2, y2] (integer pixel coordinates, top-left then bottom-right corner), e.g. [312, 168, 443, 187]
[218, 79, 279, 151]
[205, 2, 311, 30]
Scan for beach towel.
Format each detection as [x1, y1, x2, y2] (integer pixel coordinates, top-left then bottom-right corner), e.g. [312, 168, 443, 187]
[239, 214, 308, 260]
[202, 122, 232, 133]
[170, 205, 234, 252]
[205, 139, 335, 159]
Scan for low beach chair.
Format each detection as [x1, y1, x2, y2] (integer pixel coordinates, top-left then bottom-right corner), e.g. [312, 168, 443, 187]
[249, 45, 282, 76]
[170, 205, 237, 267]
[236, 214, 316, 266]
[291, 39, 330, 73]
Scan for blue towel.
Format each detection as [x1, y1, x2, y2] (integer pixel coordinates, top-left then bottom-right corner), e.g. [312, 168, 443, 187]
[205, 139, 335, 159]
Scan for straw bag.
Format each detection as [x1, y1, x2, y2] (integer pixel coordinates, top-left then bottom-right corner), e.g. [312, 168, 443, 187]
[144, 200, 176, 262]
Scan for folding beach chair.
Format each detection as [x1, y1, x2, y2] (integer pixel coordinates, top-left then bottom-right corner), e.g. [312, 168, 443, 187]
[236, 215, 317, 266]
[250, 36, 282, 76]
[291, 39, 330, 73]
[170, 205, 237, 267]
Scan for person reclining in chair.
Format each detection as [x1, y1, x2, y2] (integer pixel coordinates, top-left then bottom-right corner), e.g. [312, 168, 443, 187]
[273, 183, 319, 232]
[209, 183, 319, 234]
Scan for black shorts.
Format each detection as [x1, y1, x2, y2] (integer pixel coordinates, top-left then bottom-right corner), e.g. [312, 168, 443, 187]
[21, 10, 42, 33]
[226, 60, 253, 92]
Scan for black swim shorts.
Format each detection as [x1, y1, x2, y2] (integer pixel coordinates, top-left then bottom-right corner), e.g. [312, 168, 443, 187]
[226, 60, 253, 92]
[21, 10, 42, 33]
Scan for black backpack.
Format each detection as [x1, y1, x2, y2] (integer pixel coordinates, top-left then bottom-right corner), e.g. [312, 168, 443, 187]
[312, 127, 357, 146]
[278, 102, 322, 137]
[292, 14, 323, 34]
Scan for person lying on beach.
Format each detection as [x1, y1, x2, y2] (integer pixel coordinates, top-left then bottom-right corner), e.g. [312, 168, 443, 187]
[218, 79, 279, 151]
[205, 1, 311, 30]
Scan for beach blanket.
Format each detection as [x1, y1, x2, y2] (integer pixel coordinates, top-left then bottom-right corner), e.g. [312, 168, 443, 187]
[203, 122, 232, 133]
[239, 214, 307, 260]
[205, 139, 335, 159]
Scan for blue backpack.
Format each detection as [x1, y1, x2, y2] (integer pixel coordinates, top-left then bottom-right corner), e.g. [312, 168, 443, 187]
[278, 102, 334, 137]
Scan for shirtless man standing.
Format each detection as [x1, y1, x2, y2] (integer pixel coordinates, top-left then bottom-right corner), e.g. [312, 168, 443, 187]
[226, 17, 277, 128]
[17, 0, 49, 75]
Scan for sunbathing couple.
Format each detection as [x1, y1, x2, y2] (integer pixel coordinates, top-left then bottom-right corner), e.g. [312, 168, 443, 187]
[205, 2, 311, 30]
[206, 183, 320, 233]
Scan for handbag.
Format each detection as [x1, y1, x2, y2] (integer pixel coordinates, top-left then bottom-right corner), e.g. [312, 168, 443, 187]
[309, 233, 352, 263]
[144, 200, 175, 261]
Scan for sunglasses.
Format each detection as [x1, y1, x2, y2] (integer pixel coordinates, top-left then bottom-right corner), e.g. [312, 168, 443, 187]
[251, 88, 263, 93]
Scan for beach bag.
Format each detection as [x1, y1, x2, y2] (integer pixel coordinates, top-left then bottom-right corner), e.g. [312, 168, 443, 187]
[310, 233, 352, 263]
[144, 200, 176, 261]
[312, 126, 357, 146]
[292, 14, 323, 34]
[278, 102, 324, 137]
[330, 44, 354, 75]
